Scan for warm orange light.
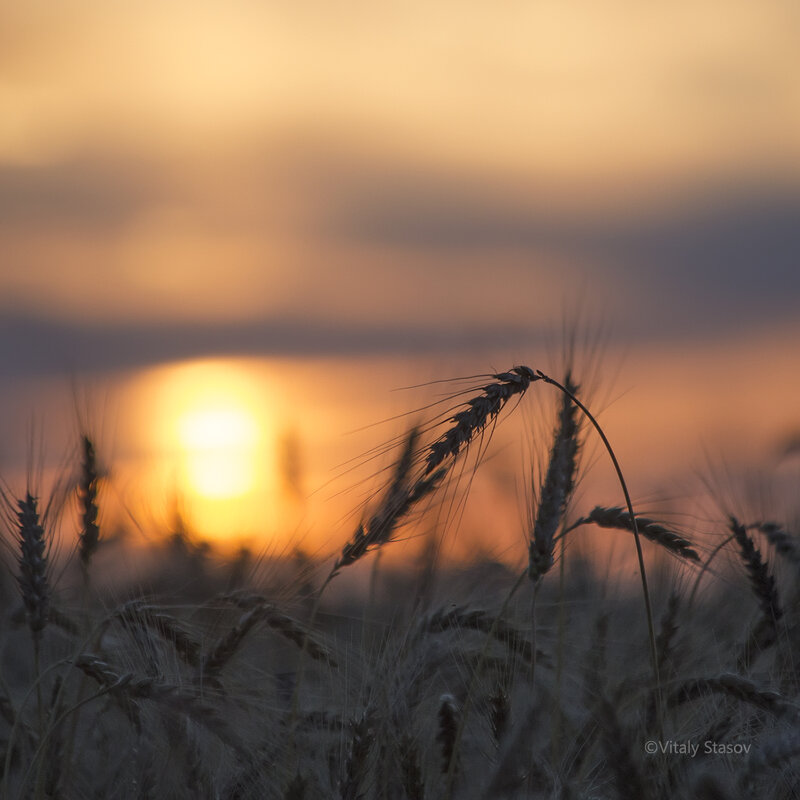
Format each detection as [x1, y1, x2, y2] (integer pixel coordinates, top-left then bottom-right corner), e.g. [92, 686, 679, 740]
[125, 358, 281, 544]
[178, 406, 260, 499]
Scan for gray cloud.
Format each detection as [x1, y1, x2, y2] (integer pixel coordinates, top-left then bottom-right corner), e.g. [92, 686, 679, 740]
[2, 145, 798, 378]
[0, 313, 548, 378]
[0, 155, 165, 231]
[324, 173, 800, 331]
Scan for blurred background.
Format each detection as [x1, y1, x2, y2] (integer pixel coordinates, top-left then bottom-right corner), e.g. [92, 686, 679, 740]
[1, 1, 798, 559]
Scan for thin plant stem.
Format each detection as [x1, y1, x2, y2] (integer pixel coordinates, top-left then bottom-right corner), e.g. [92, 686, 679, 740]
[33, 639, 43, 741]
[553, 533, 567, 764]
[535, 371, 662, 733]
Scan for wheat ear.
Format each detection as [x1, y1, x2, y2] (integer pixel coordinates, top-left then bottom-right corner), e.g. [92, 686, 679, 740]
[730, 516, 782, 623]
[425, 604, 548, 665]
[667, 673, 793, 716]
[755, 521, 800, 567]
[115, 600, 202, 667]
[425, 366, 539, 474]
[437, 694, 459, 776]
[331, 428, 446, 581]
[729, 516, 783, 670]
[77, 435, 100, 570]
[529, 371, 580, 583]
[569, 506, 700, 561]
[75, 654, 245, 752]
[203, 600, 334, 681]
[16, 493, 50, 638]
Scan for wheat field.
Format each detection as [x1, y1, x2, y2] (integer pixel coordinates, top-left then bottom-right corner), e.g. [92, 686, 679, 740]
[1, 364, 798, 799]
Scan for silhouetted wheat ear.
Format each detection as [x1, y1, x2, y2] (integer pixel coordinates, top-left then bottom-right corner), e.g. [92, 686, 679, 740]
[75, 654, 245, 752]
[78, 435, 100, 568]
[729, 516, 783, 624]
[333, 428, 446, 576]
[16, 493, 50, 636]
[667, 673, 792, 716]
[437, 694, 459, 775]
[529, 372, 580, 583]
[756, 521, 800, 567]
[425, 366, 539, 475]
[425, 604, 547, 664]
[116, 600, 202, 667]
[203, 600, 334, 679]
[579, 506, 700, 561]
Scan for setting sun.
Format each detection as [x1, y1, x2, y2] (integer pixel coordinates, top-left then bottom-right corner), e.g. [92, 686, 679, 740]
[178, 406, 260, 499]
[123, 358, 285, 543]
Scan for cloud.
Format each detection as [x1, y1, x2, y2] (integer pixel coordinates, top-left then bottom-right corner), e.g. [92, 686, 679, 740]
[322, 170, 800, 331]
[0, 313, 548, 378]
[0, 155, 166, 231]
[2, 143, 798, 374]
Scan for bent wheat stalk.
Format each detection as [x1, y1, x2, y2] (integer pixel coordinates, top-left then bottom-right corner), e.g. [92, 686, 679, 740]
[423, 366, 657, 699]
[533, 371, 661, 715]
[431, 365, 661, 795]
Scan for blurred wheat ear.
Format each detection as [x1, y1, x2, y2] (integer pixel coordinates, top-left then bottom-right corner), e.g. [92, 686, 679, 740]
[16, 493, 50, 639]
[328, 427, 446, 585]
[78, 434, 100, 571]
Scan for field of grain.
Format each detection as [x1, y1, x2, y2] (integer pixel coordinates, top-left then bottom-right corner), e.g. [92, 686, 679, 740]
[1, 363, 798, 799]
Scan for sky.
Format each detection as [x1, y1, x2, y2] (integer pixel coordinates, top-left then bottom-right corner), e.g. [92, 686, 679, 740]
[1, 1, 799, 550]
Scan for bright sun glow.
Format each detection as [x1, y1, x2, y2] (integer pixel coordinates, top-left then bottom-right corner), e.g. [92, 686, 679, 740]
[178, 407, 260, 498]
[128, 358, 282, 543]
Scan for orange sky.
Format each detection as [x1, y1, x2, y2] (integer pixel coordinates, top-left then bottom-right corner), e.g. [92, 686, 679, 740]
[2, 0, 799, 326]
[1, 2, 798, 552]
